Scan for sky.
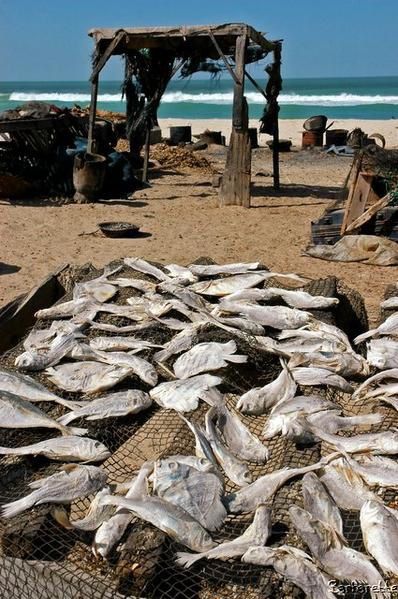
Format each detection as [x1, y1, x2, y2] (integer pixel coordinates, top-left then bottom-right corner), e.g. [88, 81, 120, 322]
[0, 0, 397, 81]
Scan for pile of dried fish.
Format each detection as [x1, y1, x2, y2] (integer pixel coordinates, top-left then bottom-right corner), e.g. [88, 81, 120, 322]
[2, 257, 397, 599]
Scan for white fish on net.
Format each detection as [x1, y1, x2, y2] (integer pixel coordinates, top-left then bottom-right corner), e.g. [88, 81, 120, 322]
[173, 340, 247, 379]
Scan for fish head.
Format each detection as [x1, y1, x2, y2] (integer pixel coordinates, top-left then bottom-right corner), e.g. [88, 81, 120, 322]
[234, 464, 253, 487]
[89, 440, 111, 462]
[289, 506, 330, 557]
[15, 351, 43, 370]
[152, 458, 190, 495]
[236, 390, 261, 415]
[360, 499, 385, 529]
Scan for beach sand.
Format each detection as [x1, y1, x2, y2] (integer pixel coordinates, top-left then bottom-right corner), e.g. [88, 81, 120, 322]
[1, 118, 398, 325]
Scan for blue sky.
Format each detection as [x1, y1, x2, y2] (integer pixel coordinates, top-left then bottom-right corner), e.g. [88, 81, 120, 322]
[0, 0, 397, 81]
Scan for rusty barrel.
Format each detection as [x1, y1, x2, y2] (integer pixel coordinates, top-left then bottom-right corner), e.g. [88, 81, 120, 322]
[302, 130, 323, 148]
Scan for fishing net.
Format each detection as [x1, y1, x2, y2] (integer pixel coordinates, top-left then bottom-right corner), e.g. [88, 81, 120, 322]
[0, 258, 391, 599]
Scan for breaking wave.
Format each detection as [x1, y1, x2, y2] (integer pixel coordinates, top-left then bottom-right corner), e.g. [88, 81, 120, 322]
[8, 91, 398, 106]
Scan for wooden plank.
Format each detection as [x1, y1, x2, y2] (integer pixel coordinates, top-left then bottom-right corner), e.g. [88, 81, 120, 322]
[142, 126, 151, 183]
[87, 76, 99, 154]
[244, 69, 267, 100]
[0, 265, 68, 354]
[345, 192, 392, 232]
[208, 30, 239, 84]
[232, 33, 248, 129]
[219, 125, 251, 207]
[341, 173, 374, 234]
[340, 154, 363, 234]
[90, 31, 126, 81]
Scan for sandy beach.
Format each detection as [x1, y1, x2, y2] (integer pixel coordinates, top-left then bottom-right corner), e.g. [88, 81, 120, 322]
[1, 118, 398, 324]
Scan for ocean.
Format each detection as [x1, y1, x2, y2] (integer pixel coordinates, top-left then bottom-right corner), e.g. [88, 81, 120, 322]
[1, 76, 398, 120]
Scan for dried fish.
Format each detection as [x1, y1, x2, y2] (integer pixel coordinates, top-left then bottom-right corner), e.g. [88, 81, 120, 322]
[2, 464, 107, 518]
[310, 425, 398, 455]
[177, 505, 271, 568]
[164, 264, 198, 283]
[237, 359, 296, 415]
[355, 312, 398, 344]
[346, 454, 398, 488]
[93, 462, 153, 558]
[188, 262, 261, 276]
[173, 340, 247, 379]
[73, 265, 121, 302]
[0, 368, 81, 410]
[205, 406, 252, 487]
[15, 330, 85, 371]
[220, 302, 312, 329]
[35, 298, 96, 321]
[58, 390, 152, 425]
[45, 362, 134, 395]
[380, 296, 398, 309]
[265, 287, 339, 309]
[292, 367, 353, 392]
[152, 458, 226, 531]
[189, 273, 266, 297]
[77, 347, 158, 387]
[319, 457, 380, 511]
[290, 506, 388, 599]
[0, 390, 86, 437]
[214, 403, 268, 463]
[0, 436, 110, 462]
[226, 460, 326, 514]
[307, 410, 383, 434]
[178, 415, 221, 474]
[111, 277, 157, 294]
[302, 472, 344, 534]
[90, 336, 162, 353]
[53, 487, 114, 531]
[99, 494, 216, 553]
[153, 323, 201, 363]
[150, 374, 222, 412]
[124, 257, 170, 281]
[367, 337, 398, 370]
[289, 350, 369, 377]
[352, 367, 398, 399]
[360, 500, 398, 576]
[242, 545, 335, 599]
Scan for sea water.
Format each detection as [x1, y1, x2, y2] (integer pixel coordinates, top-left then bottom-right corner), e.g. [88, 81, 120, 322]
[1, 76, 398, 120]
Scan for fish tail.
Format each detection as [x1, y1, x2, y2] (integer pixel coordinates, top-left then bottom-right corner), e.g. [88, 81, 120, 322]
[354, 329, 377, 344]
[0, 446, 26, 456]
[57, 412, 76, 426]
[175, 551, 204, 568]
[226, 354, 248, 363]
[57, 398, 86, 411]
[52, 506, 73, 529]
[60, 425, 88, 437]
[153, 349, 168, 362]
[2, 494, 36, 518]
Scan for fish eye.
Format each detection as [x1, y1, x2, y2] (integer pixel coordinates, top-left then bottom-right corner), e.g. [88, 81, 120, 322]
[168, 461, 177, 470]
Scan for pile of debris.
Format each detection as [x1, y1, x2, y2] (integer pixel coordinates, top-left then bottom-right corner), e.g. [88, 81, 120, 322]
[149, 143, 214, 173]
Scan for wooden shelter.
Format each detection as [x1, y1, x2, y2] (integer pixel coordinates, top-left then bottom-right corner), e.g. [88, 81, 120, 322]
[88, 23, 282, 207]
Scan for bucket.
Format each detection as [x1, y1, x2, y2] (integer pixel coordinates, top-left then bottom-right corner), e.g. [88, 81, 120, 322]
[169, 126, 192, 145]
[325, 129, 348, 147]
[302, 131, 323, 149]
[73, 152, 107, 203]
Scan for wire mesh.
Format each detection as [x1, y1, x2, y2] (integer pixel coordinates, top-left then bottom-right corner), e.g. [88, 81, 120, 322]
[0, 259, 392, 599]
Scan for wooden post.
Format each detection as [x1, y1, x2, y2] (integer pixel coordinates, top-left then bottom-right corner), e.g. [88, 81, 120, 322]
[219, 33, 251, 208]
[87, 74, 99, 154]
[272, 43, 281, 190]
[142, 125, 151, 183]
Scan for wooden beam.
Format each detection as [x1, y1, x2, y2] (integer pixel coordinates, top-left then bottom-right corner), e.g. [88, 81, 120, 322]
[142, 126, 151, 183]
[244, 69, 267, 100]
[247, 26, 280, 53]
[90, 31, 126, 81]
[345, 192, 392, 232]
[87, 75, 99, 154]
[208, 30, 239, 84]
[340, 154, 363, 234]
[272, 42, 282, 190]
[341, 172, 374, 234]
[232, 33, 248, 129]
